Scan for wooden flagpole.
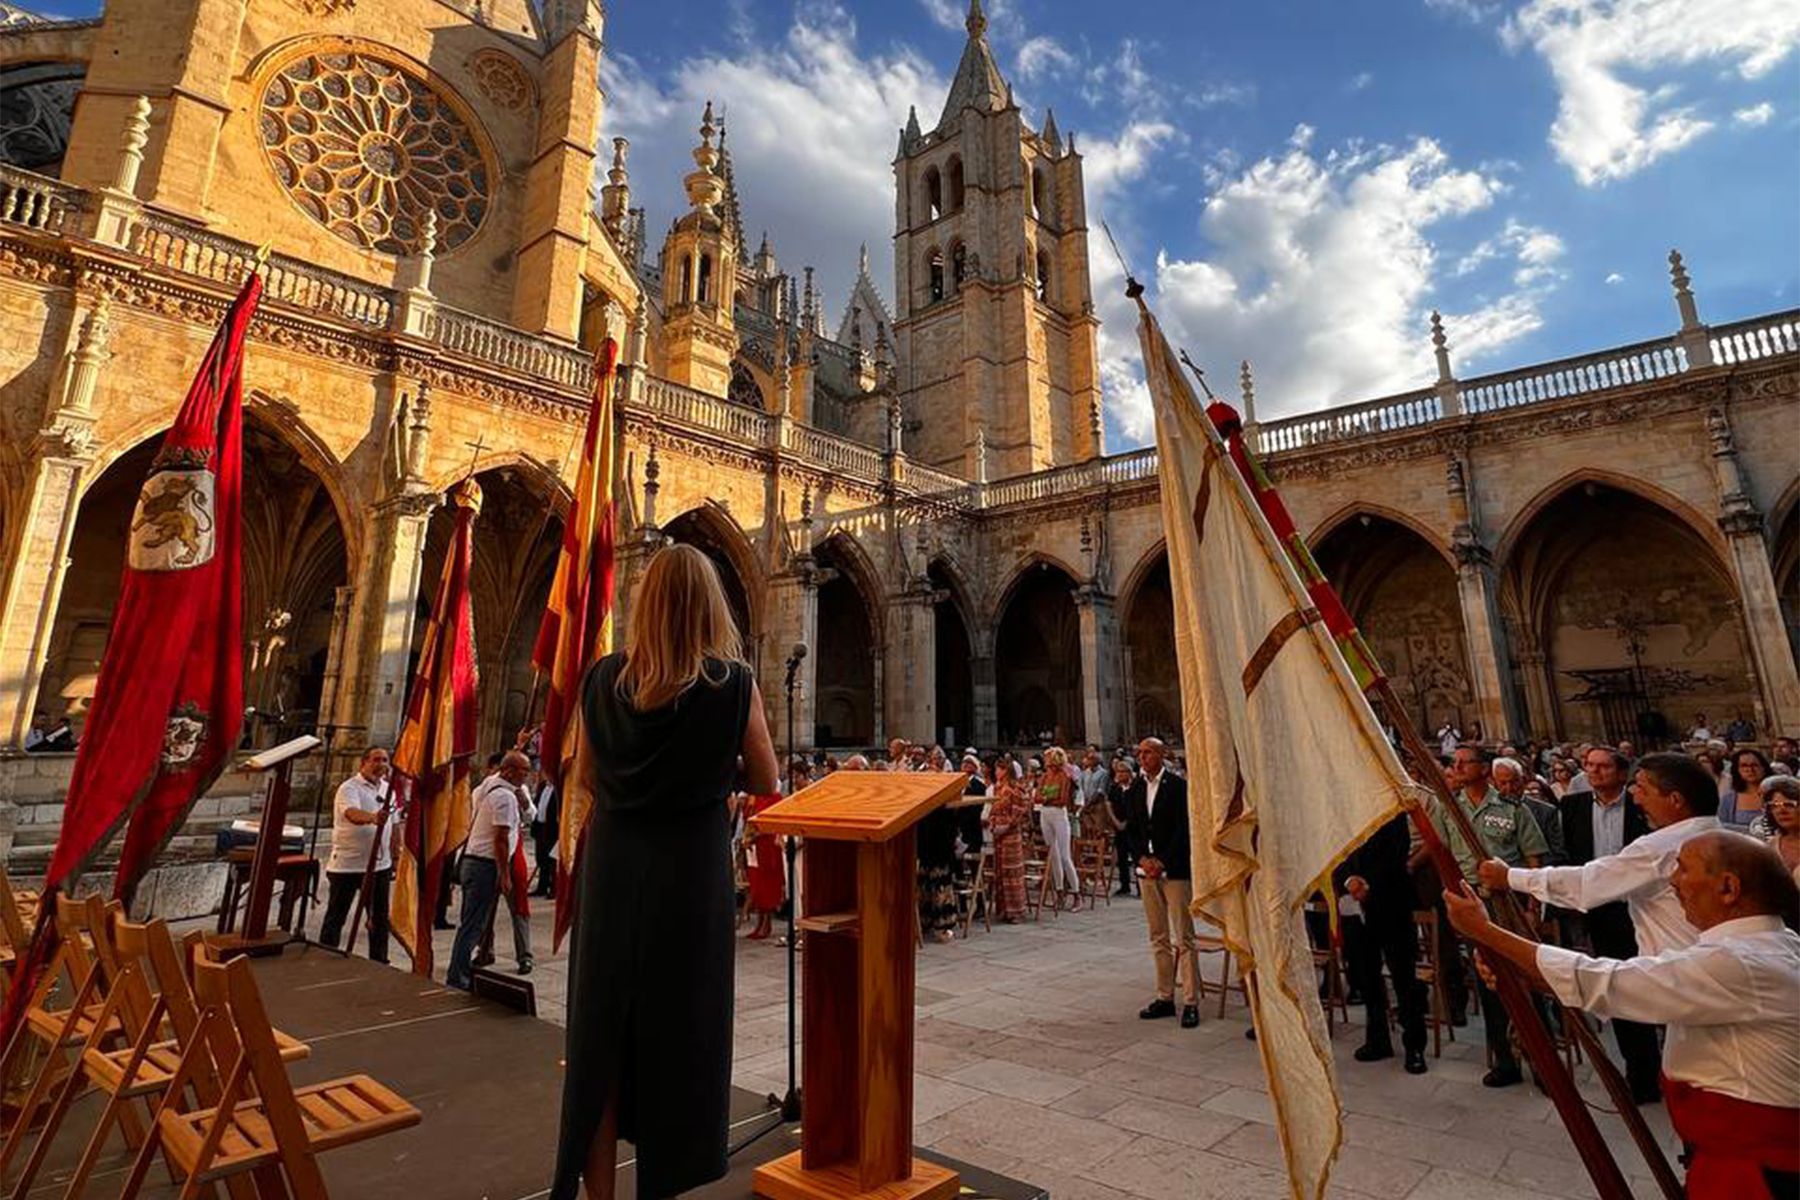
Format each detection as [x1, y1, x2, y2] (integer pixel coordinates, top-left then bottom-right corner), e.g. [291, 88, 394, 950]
[1164, 337, 1669, 1200]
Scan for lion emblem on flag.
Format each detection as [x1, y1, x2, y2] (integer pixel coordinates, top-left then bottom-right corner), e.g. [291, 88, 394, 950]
[128, 469, 215, 570]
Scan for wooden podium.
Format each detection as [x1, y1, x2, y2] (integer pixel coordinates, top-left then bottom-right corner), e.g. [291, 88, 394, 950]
[748, 770, 966, 1200]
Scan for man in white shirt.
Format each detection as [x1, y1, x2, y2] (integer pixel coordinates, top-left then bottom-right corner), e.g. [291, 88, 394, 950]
[1449, 830, 1798, 1199]
[1480, 750, 1721, 1101]
[446, 750, 525, 989]
[317, 746, 394, 964]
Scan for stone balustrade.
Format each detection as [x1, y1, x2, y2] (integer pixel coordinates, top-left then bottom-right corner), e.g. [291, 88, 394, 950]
[898, 457, 972, 498]
[426, 302, 593, 390]
[639, 373, 772, 443]
[790, 421, 888, 480]
[0, 163, 80, 235]
[1459, 336, 1685, 414]
[1258, 387, 1442, 452]
[1711, 312, 1800, 364]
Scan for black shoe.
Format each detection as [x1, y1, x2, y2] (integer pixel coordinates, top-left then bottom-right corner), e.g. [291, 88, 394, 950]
[433, 920, 454, 931]
[1404, 1050, 1428, 1075]
[1180, 1005, 1200, 1029]
[1630, 1080, 1662, 1105]
[1114, 887, 1133, 896]
[516, 959, 534, 976]
[1482, 1065, 1523, 1088]
[1353, 1043, 1394, 1063]
[1139, 998, 1177, 1020]
[1244, 1026, 1257, 1041]
[1449, 1010, 1468, 1028]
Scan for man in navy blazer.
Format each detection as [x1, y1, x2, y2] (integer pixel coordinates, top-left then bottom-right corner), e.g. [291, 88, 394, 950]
[1125, 737, 1201, 1028]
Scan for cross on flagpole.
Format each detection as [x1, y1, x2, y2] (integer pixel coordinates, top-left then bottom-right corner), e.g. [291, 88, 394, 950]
[461, 433, 486, 483]
[1177, 349, 1218, 402]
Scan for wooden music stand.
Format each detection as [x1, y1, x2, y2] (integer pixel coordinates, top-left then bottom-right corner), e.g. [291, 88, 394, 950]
[748, 770, 966, 1200]
[210, 734, 320, 958]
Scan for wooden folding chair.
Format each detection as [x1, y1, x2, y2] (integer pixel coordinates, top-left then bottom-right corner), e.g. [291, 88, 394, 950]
[0, 894, 124, 1182]
[121, 954, 417, 1200]
[1411, 909, 1455, 1058]
[955, 851, 989, 937]
[1072, 836, 1113, 910]
[0, 883, 37, 981]
[1195, 934, 1248, 1019]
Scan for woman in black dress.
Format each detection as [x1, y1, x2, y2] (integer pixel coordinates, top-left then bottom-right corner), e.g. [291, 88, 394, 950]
[551, 545, 779, 1200]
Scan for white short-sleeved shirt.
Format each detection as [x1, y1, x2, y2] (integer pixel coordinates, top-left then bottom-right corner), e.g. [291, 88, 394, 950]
[467, 773, 521, 862]
[326, 773, 391, 874]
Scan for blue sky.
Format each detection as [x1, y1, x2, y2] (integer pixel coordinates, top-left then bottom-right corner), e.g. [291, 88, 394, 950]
[38, 0, 1800, 445]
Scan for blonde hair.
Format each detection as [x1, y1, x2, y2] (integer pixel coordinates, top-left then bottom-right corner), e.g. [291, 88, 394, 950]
[616, 543, 745, 711]
[1044, 746, 1068, 769]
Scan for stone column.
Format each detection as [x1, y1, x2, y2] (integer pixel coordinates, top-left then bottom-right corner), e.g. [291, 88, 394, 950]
[764, 567, 820, 755]
[1513, 638, 1560, 743]
[971, 628, 998, 747]
[1446, 454, 1520, 742]
[885, 587, 936, 744]
[348, 492, 436, 747]
[1705, 409, 1800, 732]
[0, 296, 108, 748]
[1073, 585, 1123, 747]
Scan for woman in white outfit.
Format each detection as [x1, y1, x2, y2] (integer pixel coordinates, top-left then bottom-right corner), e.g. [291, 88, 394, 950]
[1037, 746, 1082, 907]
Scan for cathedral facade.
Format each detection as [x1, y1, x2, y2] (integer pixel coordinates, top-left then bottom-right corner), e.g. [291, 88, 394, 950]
[0, 0, 1796, 874]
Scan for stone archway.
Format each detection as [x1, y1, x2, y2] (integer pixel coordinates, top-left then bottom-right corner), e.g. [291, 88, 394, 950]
[662, 506, 759, 650]
[42, 419, 353, 746]
[1313, 514, 1470, 736]
[812, 535, 881, 748]
[416, 464, 563, 752]
[1773, 495, 1798, 666]
[1500, 481, 1756, 745]
[1121, 550, 1180, 743]
[929, 559, 974, 748]
[995, 560, 1084, 745]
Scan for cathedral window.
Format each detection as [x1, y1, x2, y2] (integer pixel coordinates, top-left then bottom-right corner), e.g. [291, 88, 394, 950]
[927, 247, 946, 303]
[697, 252, 714, 304]
[947, 156, 965, 211]
[679, 254, 693, 303]
[1035, 248, 1052, 304]
[257, 45, 493, 255]
[951, 241, 967, 291]
[924, 166, 943, 221]
[1031, 165, 1053, 225]
[728, 362, 765, 410]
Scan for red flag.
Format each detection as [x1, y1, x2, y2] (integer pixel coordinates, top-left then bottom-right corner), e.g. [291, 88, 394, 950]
[532, 339, 619, 950]
[0, 268, 261, 1051]
[391, 480, 482, 977]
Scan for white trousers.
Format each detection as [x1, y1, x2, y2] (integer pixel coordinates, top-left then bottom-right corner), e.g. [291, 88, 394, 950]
[1039, 806, 1079, 894]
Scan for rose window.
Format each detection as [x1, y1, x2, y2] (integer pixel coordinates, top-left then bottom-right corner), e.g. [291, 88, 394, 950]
[258, 49, 491, 256]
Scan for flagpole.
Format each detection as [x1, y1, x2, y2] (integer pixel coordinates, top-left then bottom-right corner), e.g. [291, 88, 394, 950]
[1172, 346, 1677, 1200]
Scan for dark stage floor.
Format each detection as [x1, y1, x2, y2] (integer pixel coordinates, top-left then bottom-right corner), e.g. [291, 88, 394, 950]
[23, 947, 1047, 1200]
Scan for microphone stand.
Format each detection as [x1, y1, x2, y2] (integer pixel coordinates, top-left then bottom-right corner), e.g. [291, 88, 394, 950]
[728, 647, 805, 1157]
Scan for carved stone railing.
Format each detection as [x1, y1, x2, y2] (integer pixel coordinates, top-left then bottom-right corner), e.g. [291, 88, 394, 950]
[898, 457, 971, 498]
[1258, 387, 1441, 452]
[1460, 336, 1685, 414]
[0, 164, 80, 236]
[638, 375, 771, 444]
[790, 422, 887, 481]
[130, 211, 393, 328]
[426, 303, 593, 390]
[1711, 312, 1800, 365]
[979, 448, 1158, 508]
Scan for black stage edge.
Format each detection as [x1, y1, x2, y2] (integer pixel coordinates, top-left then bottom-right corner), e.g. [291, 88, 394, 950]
[25, 948, 1048, 1200]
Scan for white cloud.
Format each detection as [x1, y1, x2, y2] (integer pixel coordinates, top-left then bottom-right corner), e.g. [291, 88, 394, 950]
[602, 9, 946, 315]
[1605, 271, 1625, 284]
[1735, 101, 1776, 126]
[1015, 35, 1077, 82]
[1349, 71, 1375, 91]
[919, 0, 964, 32]
[1501, 0, 1800, 185]
[1454, 219, 1565, 287]
[1424, 0, 1502, 22]
[1097, 131, 1559, 442]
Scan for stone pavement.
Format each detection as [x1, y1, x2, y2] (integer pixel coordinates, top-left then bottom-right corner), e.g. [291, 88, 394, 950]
[391, 891, 1678, 1200]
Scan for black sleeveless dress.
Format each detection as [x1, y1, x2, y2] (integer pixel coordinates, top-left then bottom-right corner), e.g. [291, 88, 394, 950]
[550, 654, 752, 1199]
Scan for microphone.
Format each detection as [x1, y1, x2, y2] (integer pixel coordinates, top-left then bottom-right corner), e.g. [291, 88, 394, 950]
[787, 643, 808, 666]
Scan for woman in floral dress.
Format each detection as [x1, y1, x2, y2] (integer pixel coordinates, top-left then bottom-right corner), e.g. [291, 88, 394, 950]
[986, 755, 1030, 922]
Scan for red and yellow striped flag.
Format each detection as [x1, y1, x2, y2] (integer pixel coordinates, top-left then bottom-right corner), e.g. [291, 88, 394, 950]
[390, 478, 482, 977]
[532, 338, 619, 950]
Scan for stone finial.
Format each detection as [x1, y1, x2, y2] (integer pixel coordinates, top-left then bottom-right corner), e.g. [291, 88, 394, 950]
[1238, 359, 1256, 424]
[973, 426, 988, 484]
[642, 440, 661, 530]
[1669, 248, 1701, 330]
[859, 242, 870, 276]
[1041, 108, 1061, 156]
[601, 137, 632, 235]
[684, 102, 725, 213]
[115, 96, 152, 197]
[887, 394, 904, 454]
[1430, 310, 1453, 383]
[967, 0, 987, 40]
[802, 266, 816, 324]
[403, 381, 432, 482]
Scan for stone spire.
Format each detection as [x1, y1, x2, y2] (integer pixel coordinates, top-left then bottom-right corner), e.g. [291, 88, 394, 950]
[715, 113, 747, 259]
[599, 136, 631, 238]
[683, 101, 724, 216]
[936, 0, 1009, 130]
[1040, 108, 1061, 156]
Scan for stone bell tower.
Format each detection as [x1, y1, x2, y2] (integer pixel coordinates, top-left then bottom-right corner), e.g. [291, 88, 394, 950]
[660, 101, 740, 398]
[890, 0, 1103, 480]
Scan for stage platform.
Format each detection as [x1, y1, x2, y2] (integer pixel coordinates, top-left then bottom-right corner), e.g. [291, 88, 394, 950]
[25, 947, 1048, 1200]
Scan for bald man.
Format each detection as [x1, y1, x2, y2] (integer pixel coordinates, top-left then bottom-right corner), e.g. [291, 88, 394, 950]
[1448, 831, 1799, 1199]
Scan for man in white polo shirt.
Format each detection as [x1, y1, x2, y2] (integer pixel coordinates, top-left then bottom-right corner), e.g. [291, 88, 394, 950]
[317, 746, 394, 964]
[446, 750, 525, 990]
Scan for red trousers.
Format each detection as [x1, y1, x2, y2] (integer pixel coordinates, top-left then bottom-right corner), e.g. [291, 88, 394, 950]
[1664, 1076, 1800, 1199]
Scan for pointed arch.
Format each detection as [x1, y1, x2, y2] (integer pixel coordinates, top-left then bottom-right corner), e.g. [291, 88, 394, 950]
[662, 501, 764, 642]
[1307, 501, 1454, 568]
[989, 549, 1083, 625]
[928, 556, 976, 746]
[1118, 542, 1180, 742]
[431, 449, 572, 518]
[993, 556, 1085, 744]
[812, 529, 884, 746]
[946, 155, 965, 211]
[1495, 468, 1728, 570]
